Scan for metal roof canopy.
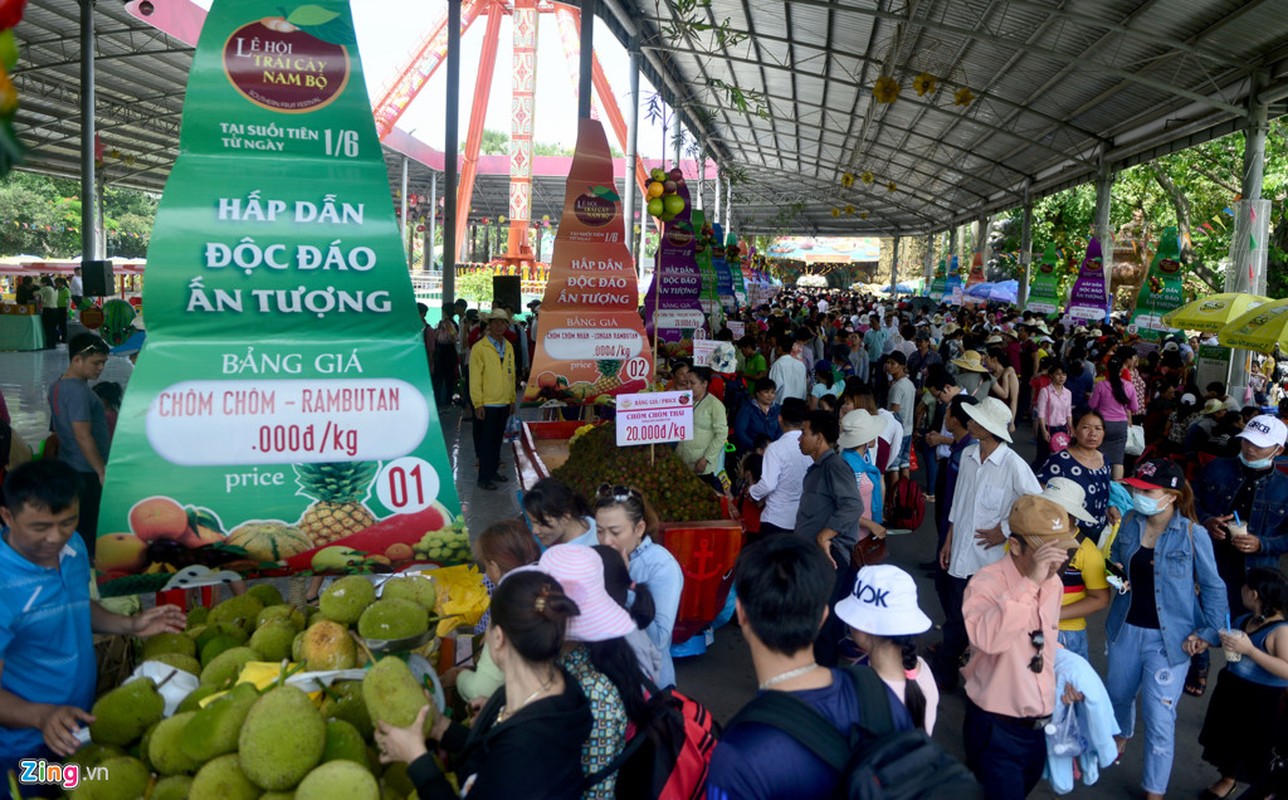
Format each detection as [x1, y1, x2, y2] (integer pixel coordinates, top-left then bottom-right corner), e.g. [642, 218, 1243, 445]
[10, 0, 1288, 237]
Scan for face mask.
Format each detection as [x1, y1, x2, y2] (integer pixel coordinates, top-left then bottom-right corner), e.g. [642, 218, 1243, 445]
[1132, 492, 1170, 517]
[1239, 452, 1276, 470]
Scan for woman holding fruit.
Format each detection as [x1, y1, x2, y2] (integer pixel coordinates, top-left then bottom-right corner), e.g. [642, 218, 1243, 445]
[594, 485, 683, 688]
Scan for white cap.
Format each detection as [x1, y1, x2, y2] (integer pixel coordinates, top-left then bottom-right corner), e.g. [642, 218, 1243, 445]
[1238, 414, 1288, 450]
[834, 565, 932, 637]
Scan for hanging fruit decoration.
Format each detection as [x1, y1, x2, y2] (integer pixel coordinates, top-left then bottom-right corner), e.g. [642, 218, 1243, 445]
[831, 207, 841, 218]
[646, 166, 688, 222]
[913, 72, 937, 97]
[844, 205, 855, 216]
[954, 87, 975, 107]
[861, 171, 875, 185]
[0, 0, 26, 177]
[873, 75, 901, 104]
[886, 181, 897, 193]
[859, 211, 870, 220]
[840, 172, 856, 188]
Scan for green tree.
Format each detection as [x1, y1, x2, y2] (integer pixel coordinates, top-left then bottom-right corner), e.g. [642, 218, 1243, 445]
[480, 129, 509, 155]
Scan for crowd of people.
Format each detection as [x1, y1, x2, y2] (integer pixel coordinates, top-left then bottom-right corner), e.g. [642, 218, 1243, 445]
[6, 284, 1288, 799]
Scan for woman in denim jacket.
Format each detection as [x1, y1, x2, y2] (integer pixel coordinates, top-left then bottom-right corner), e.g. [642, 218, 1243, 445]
[1106, 459, 1228, 800]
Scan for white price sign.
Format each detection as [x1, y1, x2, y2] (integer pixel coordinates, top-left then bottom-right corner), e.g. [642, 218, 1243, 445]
[727, 321, 746, 338]
[692, 339, 719, 367]
[616, 391, 694, 446]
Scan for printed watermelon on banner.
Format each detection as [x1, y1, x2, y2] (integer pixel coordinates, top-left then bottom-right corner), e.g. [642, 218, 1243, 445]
[282, 501, 454, 572]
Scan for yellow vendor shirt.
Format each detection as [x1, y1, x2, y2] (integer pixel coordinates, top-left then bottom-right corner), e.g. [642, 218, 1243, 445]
[1059, 539, 1109, 632]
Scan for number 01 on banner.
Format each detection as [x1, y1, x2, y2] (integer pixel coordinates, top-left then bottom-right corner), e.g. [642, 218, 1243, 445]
[615, 391, 695, 446]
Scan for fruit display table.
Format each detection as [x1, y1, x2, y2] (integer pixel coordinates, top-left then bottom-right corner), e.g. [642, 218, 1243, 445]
[514, 420, 742, 644]
[0, 312, 43, 350]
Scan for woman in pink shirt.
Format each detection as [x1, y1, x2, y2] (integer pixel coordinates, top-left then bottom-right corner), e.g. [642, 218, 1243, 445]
[1034, 361, 1073, 466]
[1089, 355, 1140, 479]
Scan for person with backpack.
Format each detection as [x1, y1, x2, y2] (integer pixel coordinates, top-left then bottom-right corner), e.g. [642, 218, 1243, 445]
[961, 495, 1083, 800]
[375, 570, 592, 800]
[836, 564, 939, 733]
[708, 535, 915, 799]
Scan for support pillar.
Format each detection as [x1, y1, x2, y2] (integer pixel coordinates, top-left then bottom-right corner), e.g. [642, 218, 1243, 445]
[80, 0, 98, 262]
[924, 232, 934, 283]
[453, 2, 503, 260]
[1229, 71, 1271, 398]
[1094, 161, 1114, 316]
[443, 0, 460, 303]
[506, 0, 539, 263]
[623, 45, 639, 266]
[672, 107, 682, 170]
[713, 167, 722, 225]
[1018, 189, 1034, 309]
[577, 0, 595, 119]
[638, 204, 649, 281]
[724, 177, 732, 231]
[400, 155, 409, 251]
[426, 171, 437, 270]
[976, 212, 991, 266]
[890, 236, 900, 296]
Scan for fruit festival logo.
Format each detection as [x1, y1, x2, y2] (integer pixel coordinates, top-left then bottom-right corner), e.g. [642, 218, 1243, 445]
[223, 7, 352, 113]
[17, 759, 101, 790]
[573, 185, 620, 227]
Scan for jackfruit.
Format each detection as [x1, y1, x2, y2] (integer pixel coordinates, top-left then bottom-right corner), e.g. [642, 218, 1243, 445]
[190, 753, 262, 800]
[239, 685, 326, 790]
[186, 623, 208, 641]
[357, 598, 428, 641]
[321, 718, 368, 765]
[251, 618, 298, 661]
[196, 621, 249, 650]
[181, 681, 259, 762]
[380, 576, 437, 612]
[201, 633, 245, 666]
[67, 743, 125, 771]
[68, 755, 149, 799]
[152, 775, 195, 800]
[307, 608, 324, 626]
[141, 631, 197, 661]
[381, 761, 415, 799]
[248, 583, 285, 606]
[295, 760, 379, 800]
[150, 652, 201, 676]
[208, 593, 265, 634]
[148, 711, 200, 774]
[292, 630, 306, 662]
[88, 678, 164, 745]
[299, 620, 357, 671]
[258, 603, 306, 631]
[177, 683, 223, 713]
[137, 720, 159, 770]
[200, 645, 258, 686]
[362, 657, 434, 735]
[320, 680, 372, 739]
[188, 605, 211, 626]
[319, 576, 376, 625]
[262, 794, 296, 800]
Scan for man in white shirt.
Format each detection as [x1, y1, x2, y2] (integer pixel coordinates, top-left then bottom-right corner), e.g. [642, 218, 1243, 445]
[769, 334, 807, 404]
[69, 266, 83, 309]
[930, 396, 1041, 690]
[817, 296, 829, 315]
[885, 351, 916, 480]
[748, 398, 813, 537]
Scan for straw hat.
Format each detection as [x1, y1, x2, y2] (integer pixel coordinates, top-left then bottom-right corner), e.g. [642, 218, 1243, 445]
[985, 335, 1004, 346]
[1201, 398, 1225, 416]
[838, 409, 886, 450]
[483, 308, 512, 323]
[952, 350, 989, 373]
[963, 396, 1014, 442]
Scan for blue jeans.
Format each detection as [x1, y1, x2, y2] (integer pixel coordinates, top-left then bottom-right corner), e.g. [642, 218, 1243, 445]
[1058, 629, 1089, 662]
[1105, 623, 1188, 794]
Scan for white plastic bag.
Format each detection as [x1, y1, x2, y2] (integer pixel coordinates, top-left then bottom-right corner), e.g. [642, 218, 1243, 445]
[1045, 702, 1086, 757]
[1124, 424, 1145, 456]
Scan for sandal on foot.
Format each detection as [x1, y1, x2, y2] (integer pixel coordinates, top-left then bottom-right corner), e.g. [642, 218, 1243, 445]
[1185, 661, 1209, 697]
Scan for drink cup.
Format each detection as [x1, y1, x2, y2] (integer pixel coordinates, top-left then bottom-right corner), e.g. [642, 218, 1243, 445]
[1223, 629, 1243, 663]
[1227, 521, 1249, 540]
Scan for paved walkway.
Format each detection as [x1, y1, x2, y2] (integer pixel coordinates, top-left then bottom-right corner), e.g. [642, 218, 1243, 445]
[1, 347, 1228, 798]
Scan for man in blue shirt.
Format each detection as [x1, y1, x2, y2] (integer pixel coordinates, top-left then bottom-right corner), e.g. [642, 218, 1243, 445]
[0, 460, 185, 775]
[707, 536, 910, 799]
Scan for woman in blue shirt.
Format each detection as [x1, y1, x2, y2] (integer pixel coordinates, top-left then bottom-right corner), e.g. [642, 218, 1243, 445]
[733, 377, 781, 453]
[594, 484, 684, 688]
[1106, 459, 1227, 800]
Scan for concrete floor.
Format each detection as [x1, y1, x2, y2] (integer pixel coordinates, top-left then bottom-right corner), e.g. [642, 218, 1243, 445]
[0, 347, 1230, 798]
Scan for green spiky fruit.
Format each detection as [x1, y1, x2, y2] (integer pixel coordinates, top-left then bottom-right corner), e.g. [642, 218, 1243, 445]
[357, 598, 427, 641]
[190, 754, 262, 800]
[320, 680, 372, 740]
[199, 646, 258, 686]
[152, 775, 195, 800]
[149, 651, 202, 676]
[295, 760, 379, 800]
[299, 620, 357, 671]
[187, 606, 211, 626]
[208, 594, 265, 635]
[258, 603, 306, 631]
[69, 756, 149, 799]
[362, 657, 434, 735]
[200, 634, 245, 667]
[88, 678, 164, 745]
[142, 632, 197, 661]
[181, 681, 260, 763]
[177, 683, 223, 713]
[319, 576, 376, 624]
[321, 719, 367, 765]
[251, 619, 299, 662]
[196, 621, 249, 650]
[239, 686, 327, 790]
[67, 743, 126, 772]
[379, 576, 437, 612]
[148, 711, 201, 774]
[247, 583, 285, 607]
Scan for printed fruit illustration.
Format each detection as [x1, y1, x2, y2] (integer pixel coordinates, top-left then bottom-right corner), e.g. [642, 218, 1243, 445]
[97, 533, 149, 572]
[294, 461, 378, 546]
[573, 186, 619, 226]
[591, 359, 623, 395]
[412, 519, 471, 563]
[311, 545, 371, 572]
[650, 167, 666, 182]
[647, 197, 664, 217]
[129, 496, 190, 542]
[663, 194, 685, 218]
[384, 542, 414, 561]
[536, 371, 559, 390]
[227, 521, 313, 562]
[1159, 257, 1181, 274]
[260, 16, 299, 32]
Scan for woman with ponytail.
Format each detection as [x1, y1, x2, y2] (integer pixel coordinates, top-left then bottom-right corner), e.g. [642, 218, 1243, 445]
[1089, 354, 1140, 479]
[835, 564, 939, 732]
[592, 544, 663, 684]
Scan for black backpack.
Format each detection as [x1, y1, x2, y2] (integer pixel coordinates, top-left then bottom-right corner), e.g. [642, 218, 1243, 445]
[727, 666, 982, 800]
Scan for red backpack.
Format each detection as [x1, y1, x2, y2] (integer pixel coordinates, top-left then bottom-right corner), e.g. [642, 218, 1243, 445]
[585, 680, 720, 800]
[886, 476, 926, 532]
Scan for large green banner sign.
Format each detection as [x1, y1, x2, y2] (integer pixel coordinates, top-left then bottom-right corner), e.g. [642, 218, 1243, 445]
[97, 0, 462, 596]
[1025, 244, 1063, 315]
[1129, 226, 1186, 342]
